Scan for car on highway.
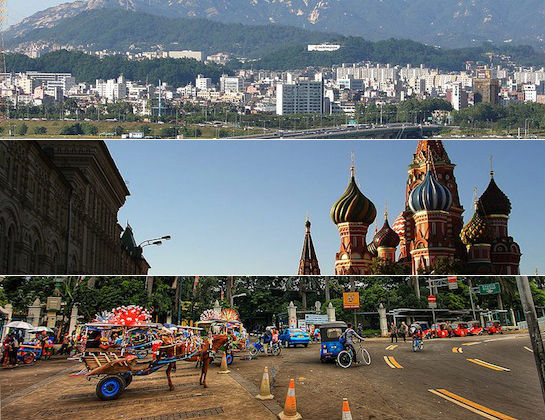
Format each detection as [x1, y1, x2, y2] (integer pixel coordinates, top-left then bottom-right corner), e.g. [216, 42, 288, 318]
[485, 321, 503, 335]
[279, 328, 311, 347]
[452, 322, 470, 337]
[468, 321, 484, 336]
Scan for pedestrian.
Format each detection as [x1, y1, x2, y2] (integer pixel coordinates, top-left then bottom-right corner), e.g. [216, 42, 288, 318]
[446, 321, 453, 338]
[10, 334, 19, 366]
[399, 322, 408, 342]
[262, 328, 272, 355]
[2, 334, 13, 365]
[389, 322, 398, 343]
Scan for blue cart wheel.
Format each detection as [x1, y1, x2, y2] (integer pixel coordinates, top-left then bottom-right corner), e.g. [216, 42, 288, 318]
[226, 354, 233, 365]
[97, 375, 126, 401]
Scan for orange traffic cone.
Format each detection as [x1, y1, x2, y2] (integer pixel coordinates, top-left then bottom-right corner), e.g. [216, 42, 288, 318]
[256, 366, 274, 400]
[278, 379, 302, 420]
[217, 352, 231, 374]
[341, 398, 352, 420]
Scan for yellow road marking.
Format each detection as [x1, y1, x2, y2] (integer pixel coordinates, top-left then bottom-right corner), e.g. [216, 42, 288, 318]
[389, 356, 403, 369]
[467, 358, 510, 372]
[524, 346, 533, 353]
[452, 347, 463, 353]
[428, 389, 500, 420]
[383, 355, 396, 368]
[462, 342, 480, 346]
[387, 344, 398, 350]
[432, 388, 518, 420]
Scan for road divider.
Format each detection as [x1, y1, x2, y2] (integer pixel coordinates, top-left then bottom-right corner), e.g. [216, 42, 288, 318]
[386, 345, 398, 350]
[428, 388, 518, 420]
[383, 355, 403, 369]
[452, 347, 463, 353]
[467, 358, 510, 372]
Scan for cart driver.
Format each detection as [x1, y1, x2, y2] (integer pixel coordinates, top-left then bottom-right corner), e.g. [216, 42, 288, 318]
[341, 323, 365, 364]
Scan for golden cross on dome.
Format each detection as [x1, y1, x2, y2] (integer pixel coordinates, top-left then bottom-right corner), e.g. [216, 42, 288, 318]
[490, 155, 494, 178]
[350, 151, 355, 177]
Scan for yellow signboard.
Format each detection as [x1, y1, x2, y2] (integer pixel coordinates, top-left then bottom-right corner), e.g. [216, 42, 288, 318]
[343, 292, 360, 309]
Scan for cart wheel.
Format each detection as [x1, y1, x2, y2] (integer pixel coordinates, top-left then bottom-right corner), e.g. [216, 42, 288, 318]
[249, 347, 259, 357]
[120, 372, 133, 387]
[360, 348, 371, 365]
[226, 353, 234, 365]
[337, 350, 352, 369]
[97, 375, 126, 401]
[23, 352, 35, 364]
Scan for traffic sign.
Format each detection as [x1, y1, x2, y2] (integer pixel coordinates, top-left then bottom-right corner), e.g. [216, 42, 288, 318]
[448, 276, 458, 290]
[343, 292, 360, 309]
[304, 314, 328, 325]
[479, 283, 501, 295]
[428, 295, 437, 303]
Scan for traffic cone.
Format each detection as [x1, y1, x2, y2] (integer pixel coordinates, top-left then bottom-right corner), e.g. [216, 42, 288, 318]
[278, 379, 302, 420]
[341, 398, 352, 420]
[256, 366, 274, 400]
[217, 352, 231, 374]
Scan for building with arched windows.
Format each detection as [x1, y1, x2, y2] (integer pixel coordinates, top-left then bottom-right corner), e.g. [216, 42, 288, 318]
[0, 140, 149, 275]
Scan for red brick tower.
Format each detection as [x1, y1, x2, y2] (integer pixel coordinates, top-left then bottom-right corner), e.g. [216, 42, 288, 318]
[477, 171, 521, 274]
[407, 161, 455, 274]
[396, 140, 465, 263]
[331, 163, 377, 275]
[298, 218, 321, 275]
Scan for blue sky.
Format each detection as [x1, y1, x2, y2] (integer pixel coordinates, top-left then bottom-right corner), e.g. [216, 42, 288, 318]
[7, 0, 67, 26]
[107, 140, 545, 275]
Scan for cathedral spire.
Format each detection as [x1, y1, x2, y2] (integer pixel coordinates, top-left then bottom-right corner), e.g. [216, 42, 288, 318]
[298, 217, 320, 275]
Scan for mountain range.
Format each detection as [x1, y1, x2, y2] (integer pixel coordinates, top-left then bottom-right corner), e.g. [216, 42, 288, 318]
[6, 0, 545, 49]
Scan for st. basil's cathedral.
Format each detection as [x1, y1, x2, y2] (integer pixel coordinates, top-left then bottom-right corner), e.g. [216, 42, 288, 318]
[298, 140, 521, 276]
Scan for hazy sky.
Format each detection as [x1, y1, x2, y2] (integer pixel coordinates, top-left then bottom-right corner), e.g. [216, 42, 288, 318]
[105, 140, 545, 276]
[7, 0, 69, 27]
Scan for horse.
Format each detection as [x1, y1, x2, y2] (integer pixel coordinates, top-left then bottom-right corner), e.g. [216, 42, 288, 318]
[159, 334, 230, 390]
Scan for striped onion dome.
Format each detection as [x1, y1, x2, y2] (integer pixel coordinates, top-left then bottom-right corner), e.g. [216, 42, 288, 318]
[392, 213, 406, 237]
[373, 217, 400, 249]
[460, 209, 494, 246]
[408, 170, 452, 213]
[367, 241, 378, 257]
[331, 173, 376, 225]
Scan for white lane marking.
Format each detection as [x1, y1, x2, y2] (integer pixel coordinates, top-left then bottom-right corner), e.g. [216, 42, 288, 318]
[524, 346, 533, 353]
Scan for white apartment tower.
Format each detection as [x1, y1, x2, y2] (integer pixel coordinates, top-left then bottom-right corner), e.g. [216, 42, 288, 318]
[276, 80, 324, 115]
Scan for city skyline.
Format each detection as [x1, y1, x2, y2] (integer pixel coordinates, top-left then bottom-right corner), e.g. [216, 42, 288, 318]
[107, 140, 545, 275]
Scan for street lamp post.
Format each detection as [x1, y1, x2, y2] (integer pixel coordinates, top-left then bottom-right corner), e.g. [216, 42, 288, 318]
[138, 235, 172, 249]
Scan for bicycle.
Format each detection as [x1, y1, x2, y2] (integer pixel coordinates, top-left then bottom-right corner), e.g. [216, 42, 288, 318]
[249, 341, 281, 357]
[336, 341, 371, 369]
[412, 336, 424, 352]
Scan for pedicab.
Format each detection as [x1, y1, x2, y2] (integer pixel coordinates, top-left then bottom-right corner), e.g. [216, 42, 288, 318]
[423, 323, 449, 339]
[70, 306, 230, 401]
[319, 321, 371, 368]
[485, 320, 503, 335]
[452, 322, 470, 337]
[17, 328, 55, 364]
[468, 321, 484, 336]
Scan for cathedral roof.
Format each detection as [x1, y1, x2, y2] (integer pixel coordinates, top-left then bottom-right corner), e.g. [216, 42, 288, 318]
[298, 219, 320, 275]
[477, 173, 511, 216]
[461, 208, 495, 246]
[408, 170, 453, 213]
[331, 168, 376, 225]
[412, 140, 452, 166]
[373, 216, 400, 249]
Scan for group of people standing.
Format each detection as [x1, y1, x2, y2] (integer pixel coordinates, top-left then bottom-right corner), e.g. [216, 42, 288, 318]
[1, 333, 20, 366]
[389, 322, 410, 343]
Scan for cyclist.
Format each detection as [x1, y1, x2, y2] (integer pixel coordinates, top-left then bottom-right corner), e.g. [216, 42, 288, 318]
[341, 323, 365, 364]
[410, 324, 423, 350]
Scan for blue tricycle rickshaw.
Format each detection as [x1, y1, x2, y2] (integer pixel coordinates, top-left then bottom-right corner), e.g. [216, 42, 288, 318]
[319, 321, 371, 368]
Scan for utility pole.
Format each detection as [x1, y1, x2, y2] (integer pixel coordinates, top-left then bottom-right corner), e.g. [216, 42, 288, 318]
[516, 276, 545, 407]
[467, 277, 477, 320]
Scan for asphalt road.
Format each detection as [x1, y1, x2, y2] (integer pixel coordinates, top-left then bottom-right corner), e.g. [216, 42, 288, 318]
[235, 333, 543, 420]
[0, 333, 541, 420]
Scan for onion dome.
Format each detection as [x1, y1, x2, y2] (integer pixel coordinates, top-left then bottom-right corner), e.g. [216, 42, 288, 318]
[367, 241, 378, 257]
[408, 170, 452, 213]
[460, 209, 495, 246]
[392, 213, 406, 237]
[331, 169, 376, 225]
[477, 173, 511, 216]
[373, 217, 400, 249]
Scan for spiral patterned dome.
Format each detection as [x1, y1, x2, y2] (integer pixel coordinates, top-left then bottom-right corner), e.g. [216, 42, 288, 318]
[373, 218, 400, 249]
[477, 174, 511, 216]
[331, 174, 376, 225]
[460, 210, 495, 246]
[408, 170, 453, 213]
